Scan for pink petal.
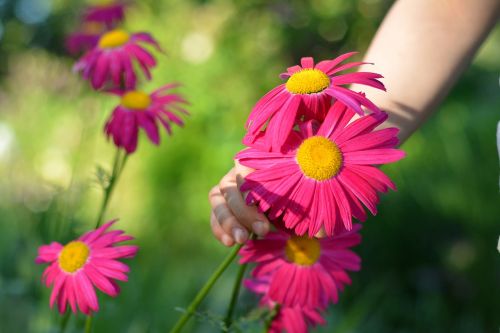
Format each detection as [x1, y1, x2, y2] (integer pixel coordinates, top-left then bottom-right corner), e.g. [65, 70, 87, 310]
[265, 95, 301, 151]
[340, 128, 399, 152]
[75, 272, 99, 313]
[49, 274, 66, 309]
[92, 245, 138, 259]
[315, 52, 358, 74]
[36, 242, 62, 264]
[300, 57, 314, 69]
[335, 111, 388, 144]
[85, 264, 120, 296]
[348, 165, 396, 191]
[343, 149, 406, 165]
[138, 112, 160, 144]
[330, 179, 352, 230]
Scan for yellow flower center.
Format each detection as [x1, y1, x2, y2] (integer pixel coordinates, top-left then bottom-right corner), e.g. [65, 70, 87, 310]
[296, 136, 343, 181]
[98, 29, 130, 49]
[121, 91, 152, 110]
[58, 241, 90, 273]
[285, 236, 321, 266]
[285, 68, 330, 94]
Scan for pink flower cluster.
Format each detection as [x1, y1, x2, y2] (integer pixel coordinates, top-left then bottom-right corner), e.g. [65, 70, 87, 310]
[36, 2, 189, 318]
[241, 225, 362, 332]
[237, 54, 405, 331]
[67, 1, 188, 154]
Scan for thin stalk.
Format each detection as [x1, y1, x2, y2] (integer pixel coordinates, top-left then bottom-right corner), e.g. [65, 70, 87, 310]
[223, 262, 249, 331]
[168, 243, 244, 333]
[95, 149, 128, 229]
[223, 234, 255, 331]
[84, 315, 93, 333]
[263, 303, 280, 333]
[59, 311, 71, 333]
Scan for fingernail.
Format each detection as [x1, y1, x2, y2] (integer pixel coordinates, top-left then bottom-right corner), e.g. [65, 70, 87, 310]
[233, 228, 248, 244]
[252, 221, 269, 236]
[221, 234, 233, 247]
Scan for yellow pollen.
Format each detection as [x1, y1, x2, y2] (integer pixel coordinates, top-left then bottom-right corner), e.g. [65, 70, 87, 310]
[285, 236, 321, 266]
[58, 241, 90, 273]
[121, 91, 152, 110]
[98, 29, 130, 49]
[296, 136, 343, 181]
[285, 68, 330, 94]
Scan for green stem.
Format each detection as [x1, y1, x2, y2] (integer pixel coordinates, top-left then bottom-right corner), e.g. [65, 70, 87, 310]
[263, 303, 280, 333]
[223, 262, 248, 331]
[59, 311, 71, 333]
[169, 243, 244, 333]
[223, 234, 255, 331]
[95, 149, 128, 229]
[84, 315, 93, 333]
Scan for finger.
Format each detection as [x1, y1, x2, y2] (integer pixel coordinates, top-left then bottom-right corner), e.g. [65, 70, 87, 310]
[219, 170, 270, 236]
[315, 227, 327, 238]
[233, 161, 254, 189]
[220, 184, 270, 236]
[210, 212, 235, 247]
[208, 186, 249, 244]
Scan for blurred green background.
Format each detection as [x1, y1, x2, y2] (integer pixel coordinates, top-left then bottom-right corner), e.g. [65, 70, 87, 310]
[0, 0, 499, 332]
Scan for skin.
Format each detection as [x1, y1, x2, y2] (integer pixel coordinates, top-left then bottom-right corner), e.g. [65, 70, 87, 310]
[208, 0, 500, 246]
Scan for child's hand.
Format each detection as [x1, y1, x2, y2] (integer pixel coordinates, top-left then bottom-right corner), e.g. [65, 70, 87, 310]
[208, 161, 270, 246]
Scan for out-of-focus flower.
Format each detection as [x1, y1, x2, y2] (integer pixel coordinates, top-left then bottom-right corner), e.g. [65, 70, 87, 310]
[244, 263, 326, 333]
[268, 305, 325, 333]
[66, 1, 126, 56]
[82, 2, 126, 28]
[246, 52, 385, 151]
[35, 221, 138, 315]
[240, 224, 362, 309]
[74, 29, 161, 90]
[237, 101, 404, 236]
[104, 84, 189, 154]
[65, 22, 106, 56]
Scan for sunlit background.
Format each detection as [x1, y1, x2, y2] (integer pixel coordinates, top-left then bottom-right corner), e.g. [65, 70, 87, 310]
[0, 0, 499, 332]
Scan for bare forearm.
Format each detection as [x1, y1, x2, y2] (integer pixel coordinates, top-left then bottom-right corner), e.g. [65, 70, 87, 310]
[356, 0, 500, 142]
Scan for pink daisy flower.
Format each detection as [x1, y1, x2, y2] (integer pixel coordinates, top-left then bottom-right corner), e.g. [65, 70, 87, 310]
[82, 2, 126, 28]
[237, 101, 405, 236]
[246, 52, 385, 151]
[74, 29, 161, 90]
[239, 225, 362, 310]
[104, 84, 189, 154]
[35, 221, 138, 315]
[245, 275, 326, 333]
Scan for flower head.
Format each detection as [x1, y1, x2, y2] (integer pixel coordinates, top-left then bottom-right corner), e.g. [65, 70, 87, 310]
[82, 2, 126, 28]
[74, 29, 161, 90]
[65, 22, 105, 56]
[104, 84, 189, 154]
[237, 101, 405, 236]
[66, 0, 126, 56]
[246, 52, 385, 151]
[240, 225, 362, 310]
[35, 221, 138, 315]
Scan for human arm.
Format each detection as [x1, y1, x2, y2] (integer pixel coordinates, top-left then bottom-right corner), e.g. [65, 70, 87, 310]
[355, 0, 500, 142]
[209, 0, 500, 246]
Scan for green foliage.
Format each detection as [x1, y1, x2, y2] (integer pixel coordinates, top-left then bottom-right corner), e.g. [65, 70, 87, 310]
[0, 0, 499, 332]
